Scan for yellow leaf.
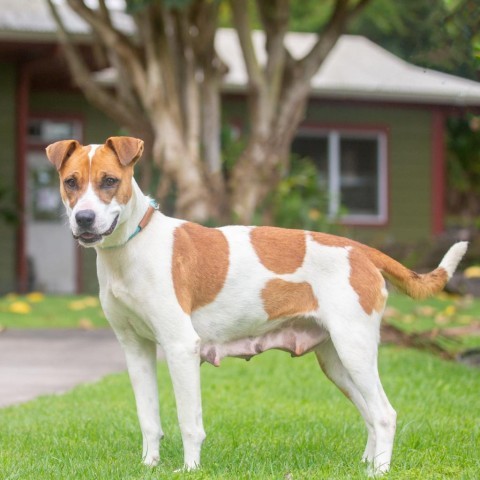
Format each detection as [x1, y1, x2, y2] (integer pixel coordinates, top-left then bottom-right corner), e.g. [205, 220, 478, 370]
[443, 305, 456, 316]
[82, 296, 99, 307]
[68, 300, 86, 311]
[464, 266, 480, 279]
[8, 301, 32, 314]
[26, 292, 45, 303]
[308, 208, 322, 221]
[78, 318, 94, 330]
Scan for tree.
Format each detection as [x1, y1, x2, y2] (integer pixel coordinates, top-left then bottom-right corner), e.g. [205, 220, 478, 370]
[46, 0, 370, 223]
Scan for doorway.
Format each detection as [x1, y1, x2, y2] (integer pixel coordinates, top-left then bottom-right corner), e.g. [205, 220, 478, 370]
[26, 117, 83, 293]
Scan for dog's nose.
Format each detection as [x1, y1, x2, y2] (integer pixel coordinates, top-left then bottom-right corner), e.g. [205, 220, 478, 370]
[75, 210, 96, 228]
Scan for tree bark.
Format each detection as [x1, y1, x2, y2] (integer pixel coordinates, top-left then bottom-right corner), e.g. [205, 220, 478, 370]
[47, 0, 371, 224]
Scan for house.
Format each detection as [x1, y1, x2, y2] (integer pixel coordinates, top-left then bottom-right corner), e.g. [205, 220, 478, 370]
[1, 0, 480, 294]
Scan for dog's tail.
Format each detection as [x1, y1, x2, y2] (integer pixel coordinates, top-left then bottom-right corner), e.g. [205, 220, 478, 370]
[363, 241, 468, 299]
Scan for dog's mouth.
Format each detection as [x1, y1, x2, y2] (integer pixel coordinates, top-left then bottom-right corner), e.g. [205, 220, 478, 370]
[74, 215, 119, 244]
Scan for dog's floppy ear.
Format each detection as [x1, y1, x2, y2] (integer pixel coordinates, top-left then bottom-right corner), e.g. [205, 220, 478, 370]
[106, 136, 144, 166]
[45, 140, 80, 171]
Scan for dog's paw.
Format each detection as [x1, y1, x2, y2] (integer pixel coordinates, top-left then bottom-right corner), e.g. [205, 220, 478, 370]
[174, 462, 200, 473]
[143, 454, 160, 467]
[367, 462, 390, 477]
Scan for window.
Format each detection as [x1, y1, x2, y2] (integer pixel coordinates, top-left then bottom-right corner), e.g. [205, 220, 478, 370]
[291, 128, 388, 224]
[27, 118, 82, 145]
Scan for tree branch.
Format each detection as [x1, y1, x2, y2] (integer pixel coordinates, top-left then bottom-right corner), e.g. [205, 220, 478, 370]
[256, 0, 289, 120]
[300, 0, 371, 81]
[46, 0, 148, 134]
[230, 0, 264, 92]
[66, 0, 148, 96]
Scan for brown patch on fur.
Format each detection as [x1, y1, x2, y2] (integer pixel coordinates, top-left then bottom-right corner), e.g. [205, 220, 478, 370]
[46, 139, 80, 171]
[91, 145, 134, 205]
[310, 232, 355, 249]
[261, 279, 319, 321]
[172, 223, 229, 314]
[106, 136, 144, 166]
[311, 232, 450, 300]
[349, 248, 386, 315]
[56, 145, 92, 209]
[251, 227, 306, 274]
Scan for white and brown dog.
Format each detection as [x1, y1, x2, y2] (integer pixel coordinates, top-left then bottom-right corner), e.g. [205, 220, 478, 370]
[46, 136, 467, 475]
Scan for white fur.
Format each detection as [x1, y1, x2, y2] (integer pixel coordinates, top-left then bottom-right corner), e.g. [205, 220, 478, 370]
[439, 241, 468, 279]
[60, 149, 464, 476]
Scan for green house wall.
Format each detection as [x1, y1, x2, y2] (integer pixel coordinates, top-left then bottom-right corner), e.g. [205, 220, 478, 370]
[0, 81, 437, 294]
[0, 63, 17, 293]
[304, 102, 433, 243]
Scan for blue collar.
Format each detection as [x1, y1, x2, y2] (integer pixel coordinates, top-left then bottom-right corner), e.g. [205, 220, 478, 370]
[103, 199, 159, 249]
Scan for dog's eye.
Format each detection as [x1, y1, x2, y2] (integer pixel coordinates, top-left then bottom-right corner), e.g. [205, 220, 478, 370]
[64, 178, 77, 190]
[102, 177, 119, 188]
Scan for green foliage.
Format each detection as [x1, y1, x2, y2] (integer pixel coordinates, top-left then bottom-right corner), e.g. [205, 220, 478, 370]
[259, 155, 339, 233]
[446, 115, 480, 216]
[447, 116, 480, 193]
[350, 0, 480, 79]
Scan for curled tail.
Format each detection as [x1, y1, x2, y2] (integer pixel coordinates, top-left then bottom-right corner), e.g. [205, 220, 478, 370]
[363, 241, 468, 299]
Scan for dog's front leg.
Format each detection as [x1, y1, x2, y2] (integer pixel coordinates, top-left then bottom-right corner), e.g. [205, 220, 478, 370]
[162, 327, 205, 471]
[115, 328, 163, 467]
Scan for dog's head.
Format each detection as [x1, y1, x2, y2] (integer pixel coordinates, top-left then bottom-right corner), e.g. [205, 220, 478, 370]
[46, 136, 144, 247]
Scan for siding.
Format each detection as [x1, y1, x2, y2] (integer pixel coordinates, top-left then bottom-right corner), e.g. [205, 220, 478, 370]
[304, 102, 433, 242]
[0, 63, 17, 293]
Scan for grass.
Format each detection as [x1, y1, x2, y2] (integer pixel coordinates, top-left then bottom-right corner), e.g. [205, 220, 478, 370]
[0, 347, 479, 479]
[0, 293, 108, 329]
[384, 292, 480, 352]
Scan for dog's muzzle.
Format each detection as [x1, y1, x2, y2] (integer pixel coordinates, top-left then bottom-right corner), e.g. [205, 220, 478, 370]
[73, 210, 119, 244]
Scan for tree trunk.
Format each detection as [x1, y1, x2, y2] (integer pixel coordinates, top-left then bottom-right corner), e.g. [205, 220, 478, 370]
[230, 81, 310, 224]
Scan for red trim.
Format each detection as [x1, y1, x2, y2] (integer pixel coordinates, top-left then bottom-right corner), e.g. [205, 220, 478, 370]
[431, 109, 446, 235]
[15, 64, 30, 293]
[224, 92, 480, 114]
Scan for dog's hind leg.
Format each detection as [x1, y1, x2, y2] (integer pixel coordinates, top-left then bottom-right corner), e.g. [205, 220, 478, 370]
[327, 317, 396, 476]
[315, 339, 376, 463]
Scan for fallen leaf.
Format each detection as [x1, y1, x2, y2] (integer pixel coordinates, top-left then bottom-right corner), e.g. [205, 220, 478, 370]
[78, 318, 94, 330]
[414, 305, 437, 317]
[26, 292, 45, 303]
[8, 301, 32, 314]
[69, 300, 86, 311]
[82, 296, 99, 307]
[383, 306, 400, 319]
[464, 266, 480, 279]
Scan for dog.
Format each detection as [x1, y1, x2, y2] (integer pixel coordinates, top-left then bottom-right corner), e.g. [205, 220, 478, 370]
[46, 136, 467, 475]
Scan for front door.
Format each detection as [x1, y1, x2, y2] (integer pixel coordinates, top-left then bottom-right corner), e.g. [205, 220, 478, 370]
[26, 118, 83, 293]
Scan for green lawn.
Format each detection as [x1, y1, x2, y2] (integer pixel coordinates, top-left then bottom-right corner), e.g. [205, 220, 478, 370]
[0, 348, 479, 479]
[0, 293, 108, 329]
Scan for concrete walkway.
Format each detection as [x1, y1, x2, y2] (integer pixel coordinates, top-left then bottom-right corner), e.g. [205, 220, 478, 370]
[0, 329, 130, 408]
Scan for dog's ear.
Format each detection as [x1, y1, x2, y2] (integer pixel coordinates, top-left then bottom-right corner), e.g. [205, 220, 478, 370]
[106, 136, 144, 167]
[45, 140, 80, 171]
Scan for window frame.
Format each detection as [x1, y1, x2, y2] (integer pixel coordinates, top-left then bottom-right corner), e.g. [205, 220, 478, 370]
[294, 125, 389, 226]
